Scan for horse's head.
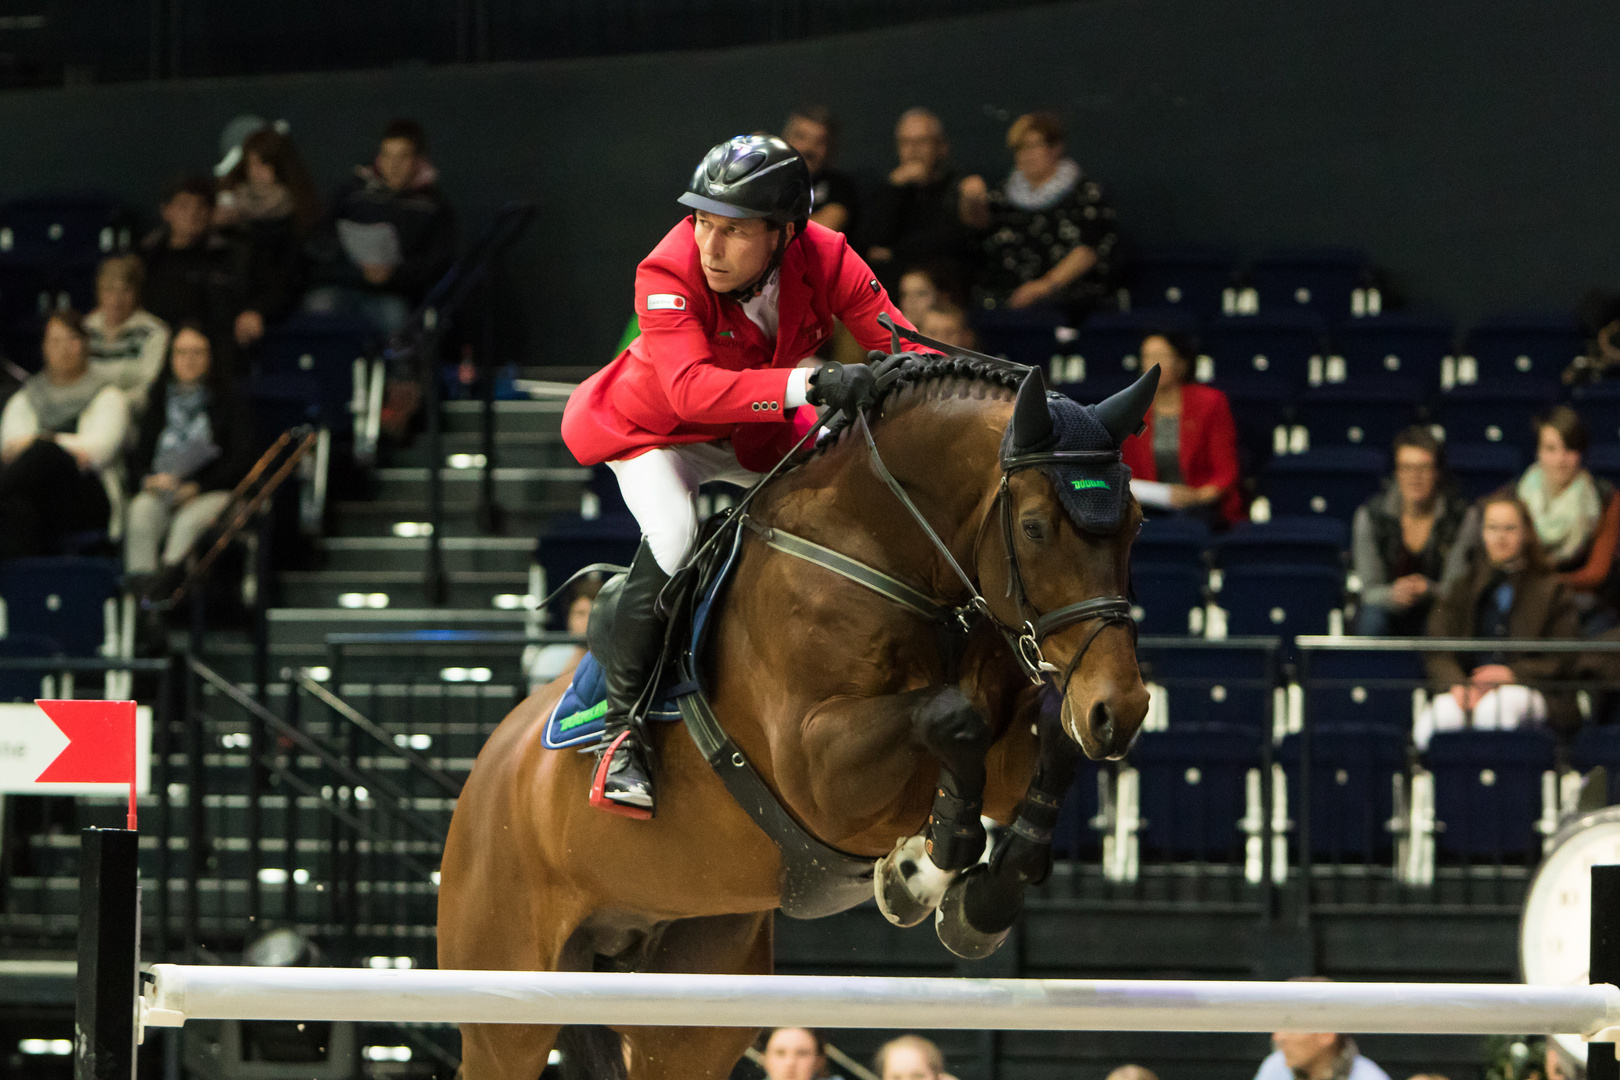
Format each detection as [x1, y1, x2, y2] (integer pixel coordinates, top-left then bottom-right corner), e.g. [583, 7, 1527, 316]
[986, 366, 1157, 760]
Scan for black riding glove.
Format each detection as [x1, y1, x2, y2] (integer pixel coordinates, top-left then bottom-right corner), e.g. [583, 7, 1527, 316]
[808, 361, 879, 415]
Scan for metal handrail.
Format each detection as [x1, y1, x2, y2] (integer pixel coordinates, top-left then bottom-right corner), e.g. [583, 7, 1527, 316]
[285, 668, 461, 797]
[1298, 635, 1620, 653]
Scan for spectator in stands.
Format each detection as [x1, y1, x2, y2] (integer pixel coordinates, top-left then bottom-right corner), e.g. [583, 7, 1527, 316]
[1119, 331, 1243, 526]
[783, 107, 859, 237]
[141, 175, 244, 370]
[0, 311, 128, 557]
[865, 108, 975, 289]
[1257, 981, 1389, 1080]
[1352, 426, 1471, 636]
[124, 323, 256, 588]
[897, 263, 966, 328]
[1519, 407, 1620, 617]
[959, 111, 1118, 315]
[761, 1028, 834, 1080]
[1417, 489, 1579, 749]
[918, 303, 978, 352]
[86, 254, 170, 410]
[524, 579, 600, 691]
[1106, 1066, 1159, 1080]
[215, 127, 321, 349]
[875, 1036, 948, 1080]
[306, 118, 456, 336]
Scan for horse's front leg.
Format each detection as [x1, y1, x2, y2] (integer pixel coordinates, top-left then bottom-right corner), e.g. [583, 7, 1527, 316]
[792, 685, 994, 920]
[936, 695, 1080, 958]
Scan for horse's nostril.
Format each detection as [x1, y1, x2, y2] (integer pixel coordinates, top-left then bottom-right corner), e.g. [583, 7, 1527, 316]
[1089, 701, 1115, 751]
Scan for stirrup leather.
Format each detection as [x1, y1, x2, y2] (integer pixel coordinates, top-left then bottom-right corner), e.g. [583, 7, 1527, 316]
[590, 731, 655, 820]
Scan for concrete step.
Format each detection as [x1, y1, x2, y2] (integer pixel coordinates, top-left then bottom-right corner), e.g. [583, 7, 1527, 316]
[278, 570, 530, 610]
[386, 429, 574, 470]
[371, 465, 588, 504]
[315, 535, 535, 574]
[324, 499, 557, 537]
[266, 606, 533, 646]
[440, 398, 565, 435]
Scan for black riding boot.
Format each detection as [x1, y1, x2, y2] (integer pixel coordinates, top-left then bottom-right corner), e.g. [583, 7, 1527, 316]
[587, 540, 671, 819]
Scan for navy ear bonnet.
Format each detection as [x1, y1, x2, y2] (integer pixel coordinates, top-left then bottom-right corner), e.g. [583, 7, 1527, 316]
[998, 366, 1160, 536]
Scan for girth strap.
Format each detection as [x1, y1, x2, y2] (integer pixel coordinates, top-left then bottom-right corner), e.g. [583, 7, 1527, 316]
[740, 515, 959, 626]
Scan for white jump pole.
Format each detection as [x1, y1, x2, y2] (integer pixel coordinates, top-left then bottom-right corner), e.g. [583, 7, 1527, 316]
[142, 966, 1620, 1038]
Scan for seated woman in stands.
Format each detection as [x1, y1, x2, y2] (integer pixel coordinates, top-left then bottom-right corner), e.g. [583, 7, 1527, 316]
[124, 323, 256, 592]
[1416, 489, 1578, 750]
[1351, 426, 1471, 636]
[958, 111, 1118, 317]
[0, 310, 128, 557]
[1518, 406, 1620, 625]
[85, 254, 170, 411]
[1118, 331, 1243, 527]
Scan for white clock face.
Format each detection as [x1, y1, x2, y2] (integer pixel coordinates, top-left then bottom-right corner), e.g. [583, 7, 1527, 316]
[1520, 807, 1620, 1065]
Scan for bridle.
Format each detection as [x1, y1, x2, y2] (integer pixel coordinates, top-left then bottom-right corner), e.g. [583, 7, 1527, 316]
[848, 413, 1135, 695]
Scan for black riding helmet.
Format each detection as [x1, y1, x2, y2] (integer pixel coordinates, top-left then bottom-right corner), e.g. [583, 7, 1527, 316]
[679, 135, 813, 299]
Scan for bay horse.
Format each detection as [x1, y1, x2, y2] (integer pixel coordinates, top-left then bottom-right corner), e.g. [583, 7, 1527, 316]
[438, 358, 1155, 1080]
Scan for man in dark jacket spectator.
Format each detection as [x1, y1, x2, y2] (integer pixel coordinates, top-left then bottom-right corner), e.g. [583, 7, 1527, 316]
[782, 107, 859, 238]
[140, 175, 244, 372]
[865, 108, 977, 291]
[305, 118, 456, 336]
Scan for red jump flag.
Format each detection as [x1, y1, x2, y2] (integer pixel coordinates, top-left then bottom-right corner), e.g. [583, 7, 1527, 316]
[33, 699, 139, 830]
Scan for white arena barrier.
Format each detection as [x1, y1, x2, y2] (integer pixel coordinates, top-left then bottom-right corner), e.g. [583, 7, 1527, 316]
[141, 966, 1620, 1038]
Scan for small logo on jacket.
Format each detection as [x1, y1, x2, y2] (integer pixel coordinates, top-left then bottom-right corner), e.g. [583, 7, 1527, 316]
[717, 330, 736, 339]
[646, 294, 686, 311]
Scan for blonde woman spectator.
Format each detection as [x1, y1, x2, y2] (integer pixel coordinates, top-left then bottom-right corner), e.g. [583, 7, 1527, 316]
[86, 255, 170, 409]
[876, 1035, 947, 1080]
[0, 311, 128, 556]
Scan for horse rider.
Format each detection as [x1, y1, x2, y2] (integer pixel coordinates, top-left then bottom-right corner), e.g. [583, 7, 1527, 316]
[560, 134, 916, 818]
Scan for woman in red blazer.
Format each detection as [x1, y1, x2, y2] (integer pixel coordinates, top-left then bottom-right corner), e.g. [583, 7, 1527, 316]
[1119, 331, 1245, 525]
[561, 135, 911, 817]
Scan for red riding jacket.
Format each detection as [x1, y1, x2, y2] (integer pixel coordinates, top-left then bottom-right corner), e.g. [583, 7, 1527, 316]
[562, 218, 911, 472]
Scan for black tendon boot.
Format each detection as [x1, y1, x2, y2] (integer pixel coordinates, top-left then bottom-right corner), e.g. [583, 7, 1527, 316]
[587, 540, 671, 819]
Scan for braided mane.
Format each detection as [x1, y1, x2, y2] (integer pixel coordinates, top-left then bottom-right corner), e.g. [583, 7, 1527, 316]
[811, 352, 1033, 455]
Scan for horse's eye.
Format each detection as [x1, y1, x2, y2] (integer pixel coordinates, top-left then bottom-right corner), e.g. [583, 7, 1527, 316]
[1022, 519, 1048, 542]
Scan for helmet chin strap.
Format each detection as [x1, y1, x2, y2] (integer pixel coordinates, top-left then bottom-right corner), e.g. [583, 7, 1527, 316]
[725, 224, 792, 303]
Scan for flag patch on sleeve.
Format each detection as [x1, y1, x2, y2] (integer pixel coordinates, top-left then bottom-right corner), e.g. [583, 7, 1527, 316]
[646, 294, 687, 311]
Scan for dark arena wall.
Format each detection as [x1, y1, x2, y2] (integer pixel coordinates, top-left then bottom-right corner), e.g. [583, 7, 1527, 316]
[0, 0, 1612, 367]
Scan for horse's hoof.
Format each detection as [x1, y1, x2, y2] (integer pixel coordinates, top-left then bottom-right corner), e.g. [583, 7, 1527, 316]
[934, 865, 1011, 960]
[875, 835, 952, 928]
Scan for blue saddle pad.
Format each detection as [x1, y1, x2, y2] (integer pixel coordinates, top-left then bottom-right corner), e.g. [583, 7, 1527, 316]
[541, 525, 742, 751]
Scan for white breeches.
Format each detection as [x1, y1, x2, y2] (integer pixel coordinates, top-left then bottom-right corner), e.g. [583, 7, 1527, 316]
[1412, 684, 1547, 751]
[608, 443, 760, 574]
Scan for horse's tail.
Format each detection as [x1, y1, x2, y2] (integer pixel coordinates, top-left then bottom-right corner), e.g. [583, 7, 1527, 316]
[556, 1024, 626, 1080]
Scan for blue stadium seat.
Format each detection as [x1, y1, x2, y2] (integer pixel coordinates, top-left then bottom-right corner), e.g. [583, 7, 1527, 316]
[1326, 313, 1453, 393]
[1051, 754, 1104, 861]
[0, 196, 131, 266]
[1434, 386, 1556, 454]
[1459, 314, 1583, 389]
[1219, 564, 1344, 638]
[1222, 384, 1291, 472]
[1294, 387, 1419, 449]
[1300, 648, 1425, 729]
[1261, 447, 1387, 522]
[0, 631, 62, 704]
[0, 557, 120, 658]
[1202, 312, 1326, 395]
[1570, 725, 1620, 806]
[1131, 563, 1205, 636]
[1276, 723, 1408, 861]
[1248, 248, 1372, 322]
[1212, 516, 1347, 570]
[1123, 245, 1238, 317]
[1574, 382, 1620, 447]
[1425, 728, 1557, 859]
[1131, 724, 1261, 861]
[974, 306, 1070, 370]
[254, 313, 376, 430]
[1133, 516, 1210, 568]
[1446, 443, 1525, 500]
[1058, 309, 1196, 401]
[1136, 643, 1274, 733]
[534, 513, 640, 622]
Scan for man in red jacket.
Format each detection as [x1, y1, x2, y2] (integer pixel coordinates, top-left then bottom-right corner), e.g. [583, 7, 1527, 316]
[561, 134, 912, 818]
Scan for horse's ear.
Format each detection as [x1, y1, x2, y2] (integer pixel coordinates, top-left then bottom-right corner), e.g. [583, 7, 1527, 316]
[1094, 364, 1162, 446]
[1010, 368, 1054, 451]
